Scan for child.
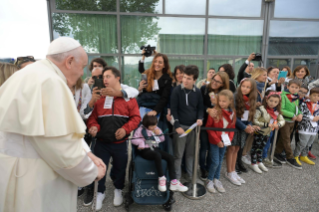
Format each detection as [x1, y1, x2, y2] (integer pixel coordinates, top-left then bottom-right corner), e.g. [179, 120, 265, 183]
[232, 79, 258, 182]
[274, 79, 303, 169]
[170, 65, 204, 181]
[251, 92, 285, 173]
[206, 89, 236, 193]
[294, 87, 319, 165]
[132, 115, 188, 192]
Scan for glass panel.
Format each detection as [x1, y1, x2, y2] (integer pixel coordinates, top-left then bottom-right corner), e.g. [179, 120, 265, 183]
[208, 19, 263, 55]
[55, 0, 116, 11]
[84, 56, 119, 79]
[120, 0, 162, 14]
[266, 59, 291, 70]
[293, 59, 318, 78]
[209, 0, 262, 17]
[274, 0, 319, 19]
[166, 0, 206, 15]
[52, 13, 117, 54]
[268, 21, 319, 56]
[121, 16, 205, 55]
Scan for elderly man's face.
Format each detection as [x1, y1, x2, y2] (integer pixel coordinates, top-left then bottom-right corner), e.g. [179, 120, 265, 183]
[70, 48, 88, 83]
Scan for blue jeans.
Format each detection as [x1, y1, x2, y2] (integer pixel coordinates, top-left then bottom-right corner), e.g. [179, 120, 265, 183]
[199, 131, 211, 171]
[208, 143, 226, 181]
[262, 130, 274, 159]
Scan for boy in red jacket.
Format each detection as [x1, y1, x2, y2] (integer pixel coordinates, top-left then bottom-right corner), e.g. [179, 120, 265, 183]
[87, 67, 141, 209]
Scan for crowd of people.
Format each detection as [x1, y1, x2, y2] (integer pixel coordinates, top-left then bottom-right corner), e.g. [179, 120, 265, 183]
[1, 40, 319, 211]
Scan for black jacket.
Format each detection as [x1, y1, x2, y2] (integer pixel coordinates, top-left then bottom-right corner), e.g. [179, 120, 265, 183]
[237, 62, 251, 84]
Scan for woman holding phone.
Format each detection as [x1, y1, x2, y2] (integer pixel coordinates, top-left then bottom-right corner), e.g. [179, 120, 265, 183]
[199, 72, 229, 180]
[266, 66, 284, 92]
[137, 50, 173, 118]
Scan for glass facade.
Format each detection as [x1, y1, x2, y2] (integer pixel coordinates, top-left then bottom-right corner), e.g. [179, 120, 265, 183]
[49, 0, 319, 86]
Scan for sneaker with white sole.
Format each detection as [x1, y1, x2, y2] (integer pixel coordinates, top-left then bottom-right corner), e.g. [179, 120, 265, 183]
[158, 176, 167, 192]
[225, 172, 241, 186]
[170, 180, 188, 192]
[242, 155, 251, 165]
[250, 164, 262, 174]
[213, 179, 225, 193]
[258, 162, 268, 172]
[233, 172, 245, 184]
[206, 180, 217, 193]
[113, 189, 123, 207]
[96, 192, 105, 211]
[263, 158, 273, 168]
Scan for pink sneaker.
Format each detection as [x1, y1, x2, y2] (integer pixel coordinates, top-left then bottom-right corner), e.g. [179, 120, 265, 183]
[158, 176, 167, 192]
[170, 180, 188, 192]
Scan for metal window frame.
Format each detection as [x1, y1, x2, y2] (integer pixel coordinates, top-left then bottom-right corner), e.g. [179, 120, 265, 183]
[47, 0, 319, 79]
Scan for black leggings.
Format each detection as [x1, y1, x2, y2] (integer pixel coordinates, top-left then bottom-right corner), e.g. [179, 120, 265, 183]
[139, 148, 176, 180]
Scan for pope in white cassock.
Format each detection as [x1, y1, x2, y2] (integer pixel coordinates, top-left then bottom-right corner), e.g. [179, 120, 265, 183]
[0, 37, 106, 212]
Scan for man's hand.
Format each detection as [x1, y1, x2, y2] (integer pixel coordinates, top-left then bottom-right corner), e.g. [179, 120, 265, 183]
[148, 110, 157, 116]
[176, 127, 185, 135]
[208, 108, 218, 118]
[89, 126, 98, 137]
[89, 87, 101, 108]
[100, 87, 122, 97]
[154, 128, 161, 135]
[115, 128, 126, 140]
[217, 141, 224, 148]
[297, 114, 303, 122]
[87, 152, 106, 169]
[196, 119, 203, 126]
[248, 52, 255, 62]
[138, 80, 147, 91]
[96, 165, 106, 181]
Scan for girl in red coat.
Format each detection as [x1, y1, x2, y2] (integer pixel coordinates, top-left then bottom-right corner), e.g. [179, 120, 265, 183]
[205, 89, 236, 194]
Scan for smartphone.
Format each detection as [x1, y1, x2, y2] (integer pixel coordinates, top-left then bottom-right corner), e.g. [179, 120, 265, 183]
[278, 71, 288, 80]
[141, 74, 147, 81]
[93, 78, 104, 95]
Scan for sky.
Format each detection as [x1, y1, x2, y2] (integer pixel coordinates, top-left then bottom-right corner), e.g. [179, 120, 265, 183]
[0, 0, 50, 60]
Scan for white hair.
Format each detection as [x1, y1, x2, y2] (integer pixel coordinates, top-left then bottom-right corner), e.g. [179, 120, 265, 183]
[46, 47, 82, 63]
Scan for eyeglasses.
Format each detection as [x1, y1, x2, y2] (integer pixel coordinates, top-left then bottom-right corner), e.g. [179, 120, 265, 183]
[212, 78, 223, 85]
[15, 56, 36, 68]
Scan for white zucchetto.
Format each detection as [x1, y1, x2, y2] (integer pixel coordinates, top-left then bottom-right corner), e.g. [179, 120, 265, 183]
[47, 37, 81, 55]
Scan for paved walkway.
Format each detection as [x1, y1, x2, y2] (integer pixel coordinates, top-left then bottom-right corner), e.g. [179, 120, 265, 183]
[78, 139, 319, 212]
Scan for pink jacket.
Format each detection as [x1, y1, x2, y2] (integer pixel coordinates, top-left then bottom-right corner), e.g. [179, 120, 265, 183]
[132, 125, 165, 149]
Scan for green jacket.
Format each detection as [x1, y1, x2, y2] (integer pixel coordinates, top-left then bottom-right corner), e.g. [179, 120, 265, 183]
[281, 91, 302, 122]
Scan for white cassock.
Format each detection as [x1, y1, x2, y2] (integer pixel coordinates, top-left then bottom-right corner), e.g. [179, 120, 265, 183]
[0, 59, 98, 212]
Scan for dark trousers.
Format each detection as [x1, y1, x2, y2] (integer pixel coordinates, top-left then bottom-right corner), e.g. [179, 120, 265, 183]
[199, 130, 211, 171]
[91, 141, 128, 193]
[139, 147, 176, 180]
[275, 122, 295, 159]
[251, 133, 269, 164]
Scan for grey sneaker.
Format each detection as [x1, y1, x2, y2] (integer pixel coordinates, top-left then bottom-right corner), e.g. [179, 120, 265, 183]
[225, 172, 241, 186]
[206, 180, 217, 193]
[213, 179, 225, 193]
[263, 158, 273, 168]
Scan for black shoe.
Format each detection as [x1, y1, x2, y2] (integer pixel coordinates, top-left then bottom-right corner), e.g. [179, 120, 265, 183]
[77, 188, 85, 197]
[235, 164, 242, 175]
[274, 154, 286, 164]
[271, 159, 282, 169]
[286, 158, 302, 170]
[237, 162, 248, 173]
[83, 187, 94, 206]
[200, 169, 208, 181]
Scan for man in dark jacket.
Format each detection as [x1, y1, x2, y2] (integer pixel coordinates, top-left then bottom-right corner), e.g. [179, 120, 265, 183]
[237, 53, 256, 83]
[86, 67, 141, 210]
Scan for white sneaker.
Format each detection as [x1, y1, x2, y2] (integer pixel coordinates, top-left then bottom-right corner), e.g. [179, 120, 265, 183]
[250, 164, 262, 174]
[95, 192, 105, 211]
[242, 155, 251, 165]
[263, 158, 273, 168]
[158, 176, 167, 192]
[258, 162, 268, 172]
[113, 189, 123, 207]
[206, 180, 217, 193]
[213, 179, 225, 193]
[233, 172, 245, 184]
[170, 180, 188, 192]
[225, 172, 241, 186]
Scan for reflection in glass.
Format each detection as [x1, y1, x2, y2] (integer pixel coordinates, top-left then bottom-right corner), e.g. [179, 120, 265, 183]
[84, 56, 119, 79]
[55, 0, 116, 11]
[120, 0, 162, 14]
[274, 0, 319, 19]
[209, 0, 262, 17]
[268, 21, 319, 56]
[208, 19, 263, 55]
[266, 59, 291, 70]
[121, 16, 205, 55]
[52, 13, 118, 54]
[169, 57, 204, 82]
[166, 0, 206, 15]
[293, 59, 318, 78]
